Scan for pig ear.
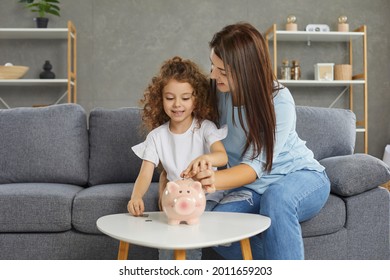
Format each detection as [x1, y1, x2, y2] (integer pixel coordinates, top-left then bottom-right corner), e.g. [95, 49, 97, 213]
[166, 181, 179, 193]
[191, 181, 203, 192]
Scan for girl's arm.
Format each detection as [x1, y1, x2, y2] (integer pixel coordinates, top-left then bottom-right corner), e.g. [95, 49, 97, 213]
[127, 160, 155, 216]
[181, 140, 228, 179]
[207, 140, 229, 167]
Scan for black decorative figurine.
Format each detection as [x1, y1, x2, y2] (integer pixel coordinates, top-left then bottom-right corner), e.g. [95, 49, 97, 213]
[39, 60, 55, 79]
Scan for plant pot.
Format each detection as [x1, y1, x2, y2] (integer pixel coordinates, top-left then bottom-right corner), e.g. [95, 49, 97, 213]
[35, 17, 49, 28]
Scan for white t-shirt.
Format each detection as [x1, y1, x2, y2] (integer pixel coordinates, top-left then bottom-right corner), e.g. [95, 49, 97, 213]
[132, 118, 227, 182]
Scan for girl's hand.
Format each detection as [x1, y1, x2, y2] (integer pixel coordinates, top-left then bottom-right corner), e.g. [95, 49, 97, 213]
[181, 156, 210, 179]
[127, 197, 145, 216]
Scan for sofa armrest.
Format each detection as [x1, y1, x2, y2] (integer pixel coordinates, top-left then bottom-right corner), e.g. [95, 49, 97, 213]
[319, 154, 390, 197]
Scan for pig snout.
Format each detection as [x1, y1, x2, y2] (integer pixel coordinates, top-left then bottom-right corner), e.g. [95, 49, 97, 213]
[173, 197, 196, 215]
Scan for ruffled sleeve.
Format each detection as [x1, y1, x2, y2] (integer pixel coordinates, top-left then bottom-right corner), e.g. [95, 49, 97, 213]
[202, 120, 228, 147]
[131, 133, 160, 167]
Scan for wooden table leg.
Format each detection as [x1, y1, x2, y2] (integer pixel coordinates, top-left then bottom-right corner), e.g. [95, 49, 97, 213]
[117, 241, 130, 260]
[240, 238, 253, 260]
[174, 249, 186, 260]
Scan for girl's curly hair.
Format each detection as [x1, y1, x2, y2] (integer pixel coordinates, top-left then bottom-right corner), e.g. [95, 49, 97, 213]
[140, 56, 218, 131]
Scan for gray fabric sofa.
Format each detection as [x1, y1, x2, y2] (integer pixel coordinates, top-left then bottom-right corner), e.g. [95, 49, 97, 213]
[0, 103, 389, 260]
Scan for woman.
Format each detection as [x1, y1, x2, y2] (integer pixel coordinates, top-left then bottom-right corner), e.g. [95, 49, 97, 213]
[188, 22, 330, 260]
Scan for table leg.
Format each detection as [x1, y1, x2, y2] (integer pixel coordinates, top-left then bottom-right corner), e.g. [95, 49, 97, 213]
[117, 241, 130, 260]
[174, 249, 186, 260]
[240, 238, 253, 260]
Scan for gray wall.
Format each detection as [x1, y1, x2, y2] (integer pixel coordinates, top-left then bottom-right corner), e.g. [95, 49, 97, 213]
[1, 0, 389, 159]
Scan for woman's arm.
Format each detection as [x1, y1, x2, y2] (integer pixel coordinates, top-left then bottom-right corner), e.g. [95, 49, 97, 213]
[192, 163, 257, 191]
[127, 160, 155, 216]
[215, 164, 257, 190]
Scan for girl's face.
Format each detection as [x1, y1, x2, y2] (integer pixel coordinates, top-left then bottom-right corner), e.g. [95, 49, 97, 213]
[162, 79, 195, 130]
[210, 48, 231, 93]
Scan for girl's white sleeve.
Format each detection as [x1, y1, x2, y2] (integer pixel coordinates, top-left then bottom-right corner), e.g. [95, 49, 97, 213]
[131, 133, 160, 167]
[203, 120, 228, 147]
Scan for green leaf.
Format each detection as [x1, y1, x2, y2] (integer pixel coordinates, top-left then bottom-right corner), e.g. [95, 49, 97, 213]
[26, 3, 38, 9]
[22, 0, 61, 17]
[47, 9, 60, 17]
[49, 5, 60, 11]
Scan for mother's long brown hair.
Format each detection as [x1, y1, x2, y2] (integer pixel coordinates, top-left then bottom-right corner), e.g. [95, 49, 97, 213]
[209, 22, 278, 172]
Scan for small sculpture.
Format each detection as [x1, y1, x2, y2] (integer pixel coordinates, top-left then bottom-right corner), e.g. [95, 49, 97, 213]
[338, 15, 349, 32]
[161, 179, 206, 225]
[39, 60, 55, 79]
[286, 15, 298, 31]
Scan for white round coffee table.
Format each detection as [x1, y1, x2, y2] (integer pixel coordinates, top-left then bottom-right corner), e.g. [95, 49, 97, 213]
[96, 211, 271, 260]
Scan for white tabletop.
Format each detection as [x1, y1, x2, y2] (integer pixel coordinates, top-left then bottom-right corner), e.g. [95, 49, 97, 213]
[96, 212, 271, 250]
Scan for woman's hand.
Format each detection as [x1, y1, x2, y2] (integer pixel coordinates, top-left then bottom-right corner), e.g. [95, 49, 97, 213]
[187, 161, 216, 193]
[127, 197, 144, 216]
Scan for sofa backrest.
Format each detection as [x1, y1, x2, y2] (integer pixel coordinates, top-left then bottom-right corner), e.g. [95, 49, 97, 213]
[88, 107, 159, 186]
[0, 104, 89, 185]
[88, 106, 356, 185]
[295, 106, 356, 160]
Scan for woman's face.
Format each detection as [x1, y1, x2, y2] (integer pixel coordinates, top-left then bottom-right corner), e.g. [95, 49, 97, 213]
[210, 48, 231, 93]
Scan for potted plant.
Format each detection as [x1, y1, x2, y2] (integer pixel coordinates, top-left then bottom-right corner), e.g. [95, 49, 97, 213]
[19, 0, 60, 28]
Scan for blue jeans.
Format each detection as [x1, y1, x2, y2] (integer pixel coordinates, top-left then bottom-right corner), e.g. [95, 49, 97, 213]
[212, 170, 330, 260]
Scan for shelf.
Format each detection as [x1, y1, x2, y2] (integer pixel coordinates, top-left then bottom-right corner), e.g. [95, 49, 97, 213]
[279, 80, 365, 87]
[0, 28, 70, 39]
[265, 24, 368, 153]
[0, 21, 77, 106]
[0, 79, 71, 86]
[267, 30, 365, 42]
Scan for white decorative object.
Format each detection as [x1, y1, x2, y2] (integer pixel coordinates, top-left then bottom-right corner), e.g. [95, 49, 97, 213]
[314, 63, 334, 81]
[306, 24, 330, 32]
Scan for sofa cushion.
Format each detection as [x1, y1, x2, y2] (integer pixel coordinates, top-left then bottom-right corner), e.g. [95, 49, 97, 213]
[88, 107, 159, 186]
[0, 104, 88, 185]
[301, 194, 346, 237]
[296, 106, 356, 160]
[320, 154, 390, 196]
[0, 183, 83, 232]
[72, 183, 160, 234]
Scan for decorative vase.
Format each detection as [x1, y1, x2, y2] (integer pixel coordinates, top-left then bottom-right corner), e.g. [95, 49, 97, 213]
[35, 17, 49, 28]
[39, 60, 55, 79]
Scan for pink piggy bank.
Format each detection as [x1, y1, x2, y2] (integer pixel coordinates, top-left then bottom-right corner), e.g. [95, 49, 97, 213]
[161, 179, 206, 225]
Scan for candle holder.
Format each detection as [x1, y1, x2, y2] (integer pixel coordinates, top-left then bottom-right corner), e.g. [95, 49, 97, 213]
[286, 15, 298, 31]
[338, 15, 349, 32]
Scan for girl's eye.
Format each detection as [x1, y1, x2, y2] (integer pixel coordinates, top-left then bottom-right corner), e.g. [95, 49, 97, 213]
[165, 97, 174, 101]
[182, 98, 190, 101]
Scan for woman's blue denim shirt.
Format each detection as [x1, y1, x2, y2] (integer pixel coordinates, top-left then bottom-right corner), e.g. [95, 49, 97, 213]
[218, 85, 324, 194]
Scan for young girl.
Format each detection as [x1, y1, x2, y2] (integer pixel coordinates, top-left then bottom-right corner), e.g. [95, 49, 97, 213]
[127, 56, 228, 217]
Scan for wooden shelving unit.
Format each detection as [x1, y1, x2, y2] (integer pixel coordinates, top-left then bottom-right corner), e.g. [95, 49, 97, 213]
[265, 24, 368, 153]
[0, 20, 77, 107]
